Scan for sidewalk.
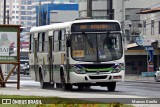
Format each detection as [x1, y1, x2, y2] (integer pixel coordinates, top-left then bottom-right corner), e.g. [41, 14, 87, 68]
[125, 75, 156, 83]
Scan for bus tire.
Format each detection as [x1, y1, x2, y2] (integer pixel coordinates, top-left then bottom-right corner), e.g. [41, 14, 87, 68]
[56, 83, 62, 88]
[85, 86, 91, 90]
[107, 82, 116, 92]
[39, 72, 48, 89]
[77, 85, 91, 91]
[78, 85, 84, 91]
[60, 70, 72, 90]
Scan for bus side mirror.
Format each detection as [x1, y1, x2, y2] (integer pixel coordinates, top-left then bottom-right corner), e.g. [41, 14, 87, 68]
[66, 38, 71, 47]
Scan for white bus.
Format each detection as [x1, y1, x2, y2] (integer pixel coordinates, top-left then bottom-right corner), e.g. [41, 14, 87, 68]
[29, 19, 124, 91]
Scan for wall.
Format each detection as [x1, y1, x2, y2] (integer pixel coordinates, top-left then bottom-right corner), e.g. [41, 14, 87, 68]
[35, 3, 78, 26]
[50, 11, 78, 23]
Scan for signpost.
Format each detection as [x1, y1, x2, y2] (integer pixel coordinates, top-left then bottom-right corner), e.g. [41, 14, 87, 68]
[136, 36, 155, 73]
[145, 46, 154, 72]
[0, 25, 21, 89]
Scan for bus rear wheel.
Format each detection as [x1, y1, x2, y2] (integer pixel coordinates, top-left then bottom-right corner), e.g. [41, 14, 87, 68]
[107, 82, 116, 92]
[39, 73, 48, 89]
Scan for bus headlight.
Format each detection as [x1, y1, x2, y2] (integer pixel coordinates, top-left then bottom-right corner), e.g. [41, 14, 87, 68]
[72, 66, 86, 74]
[111, 63, 124, 73]
[112, 67, 121, 73]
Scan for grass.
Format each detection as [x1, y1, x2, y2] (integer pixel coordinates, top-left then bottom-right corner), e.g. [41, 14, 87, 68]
[0, 95, 134, 107]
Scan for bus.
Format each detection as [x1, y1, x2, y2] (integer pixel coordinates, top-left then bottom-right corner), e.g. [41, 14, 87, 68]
[29, 19, 124, 91]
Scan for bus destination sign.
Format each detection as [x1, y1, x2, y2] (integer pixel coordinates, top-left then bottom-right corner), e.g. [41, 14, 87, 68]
[71, 22, 120, 32]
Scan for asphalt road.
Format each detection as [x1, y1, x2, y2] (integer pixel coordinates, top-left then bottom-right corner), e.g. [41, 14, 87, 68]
[1, 75, 160, 107]
[2, 75, 160, 97]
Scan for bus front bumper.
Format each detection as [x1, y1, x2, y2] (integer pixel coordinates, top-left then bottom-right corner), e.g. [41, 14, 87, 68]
[69, 70, 124, 84]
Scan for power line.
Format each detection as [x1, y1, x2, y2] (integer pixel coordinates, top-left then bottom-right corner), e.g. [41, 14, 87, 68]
[115, 1, 160, 14]
[142, 2, 160, 10]
[123, 14, 160, 27]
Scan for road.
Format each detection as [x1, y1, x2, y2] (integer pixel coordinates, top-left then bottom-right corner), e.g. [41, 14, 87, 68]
[1, 75, 160, 107]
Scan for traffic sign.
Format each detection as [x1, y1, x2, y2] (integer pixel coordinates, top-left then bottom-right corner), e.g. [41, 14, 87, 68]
[136, 36, 144, 46]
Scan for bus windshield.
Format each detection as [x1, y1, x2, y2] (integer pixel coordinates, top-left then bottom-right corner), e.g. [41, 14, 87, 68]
[71, 33, 123, 62]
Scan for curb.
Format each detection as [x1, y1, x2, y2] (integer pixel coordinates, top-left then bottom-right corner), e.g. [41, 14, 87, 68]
[124, 80, 155, 83]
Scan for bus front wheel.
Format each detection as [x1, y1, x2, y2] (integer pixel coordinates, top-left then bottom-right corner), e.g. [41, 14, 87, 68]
[107, 82, 116, 92]
[60, 70, 72, 90]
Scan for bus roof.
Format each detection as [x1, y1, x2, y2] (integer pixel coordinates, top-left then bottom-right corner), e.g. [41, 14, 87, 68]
[30, 19, 120, 33]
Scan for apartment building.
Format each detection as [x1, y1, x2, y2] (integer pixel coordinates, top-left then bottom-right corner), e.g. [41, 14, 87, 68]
[0, 0, 20, 24]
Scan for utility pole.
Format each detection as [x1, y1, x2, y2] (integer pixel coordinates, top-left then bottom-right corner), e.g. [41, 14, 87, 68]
[107, 0, 114, 20]
[87, 0, 92, 18]
[7, 10, 9, 24]
[3, 0, 6, 24]
[122, 0, 127, 50]
[38, 1, 42, 26]
[122, 0, 125, 34]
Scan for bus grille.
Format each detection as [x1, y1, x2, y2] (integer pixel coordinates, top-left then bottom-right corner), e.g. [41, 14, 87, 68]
[89, 75, 107, 79]
[86, 71, 110, 73]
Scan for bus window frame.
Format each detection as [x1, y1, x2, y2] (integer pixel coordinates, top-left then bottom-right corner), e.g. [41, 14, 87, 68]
[53, 29, 66, 52]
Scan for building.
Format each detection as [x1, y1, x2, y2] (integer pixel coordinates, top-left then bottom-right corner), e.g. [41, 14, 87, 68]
[139, 7, 160, 37]
[31, 0, 78, 27]
[78, 0, 160, 43]
[0, 0, 33, 31]
[125, 7, 160, 75]
[0, 0, 20, 24]
[34, 3, 78, 26]
[20, 0, 34, 32]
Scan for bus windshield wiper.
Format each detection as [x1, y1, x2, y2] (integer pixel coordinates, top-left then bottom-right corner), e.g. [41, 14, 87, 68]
[82, 32, 94, 49]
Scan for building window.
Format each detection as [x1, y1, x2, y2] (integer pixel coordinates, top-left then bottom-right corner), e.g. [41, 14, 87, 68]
[21, 6, 25, 10]
[151, 20, 154, 35]
[27, 16, 32, 20]
[27, 6, 32, 10]
[21, 16, 26, 20]
[21, 11, 26, 15]
[143, 21, 146, 35]
[21, 0, 26, 4]
[125, 15, 130, 20]
[27, 1, 32, 5]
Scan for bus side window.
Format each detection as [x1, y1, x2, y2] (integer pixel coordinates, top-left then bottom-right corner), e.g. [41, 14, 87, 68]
[58, 30, 62, 51]
[42, 32, 45, 52]
[53, 31, 59, 52]
[39, 33, 42, 52]
[37, 33, 40, 52]
[59, 30, 65, 51]
[44, 32, 48, 52]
